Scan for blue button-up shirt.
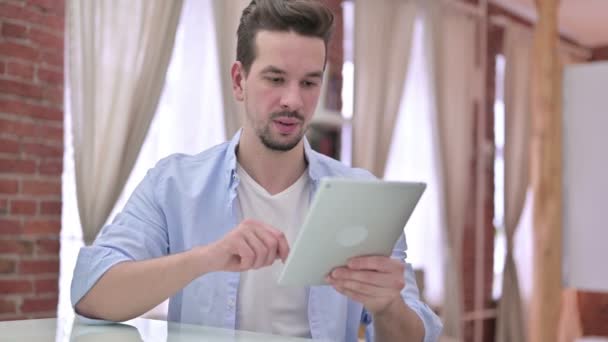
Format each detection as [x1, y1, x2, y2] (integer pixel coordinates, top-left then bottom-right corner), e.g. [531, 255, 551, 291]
[71, 131, 442, 341]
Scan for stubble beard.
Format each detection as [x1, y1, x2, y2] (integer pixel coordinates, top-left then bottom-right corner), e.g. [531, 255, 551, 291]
[257, 111, 307, 152]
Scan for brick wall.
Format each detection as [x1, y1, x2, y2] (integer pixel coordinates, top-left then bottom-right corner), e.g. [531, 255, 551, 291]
[0, 0, 64, 320]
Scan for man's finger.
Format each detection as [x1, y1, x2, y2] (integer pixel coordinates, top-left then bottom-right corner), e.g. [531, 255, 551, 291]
[347, 256, 405, 273]
[243, 230, 268, 269]
[236, 238, 255, 270]
[276, 232, 290, 262]
[330, 268, 405, 290]
[330, 274, 395, 297]
[245, 220, 290, 263]
[253, 228, 279, 266]
[258, 222, 290, 262]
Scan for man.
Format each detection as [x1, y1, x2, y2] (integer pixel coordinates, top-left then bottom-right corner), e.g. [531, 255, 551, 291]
[71, 0, 442, 341]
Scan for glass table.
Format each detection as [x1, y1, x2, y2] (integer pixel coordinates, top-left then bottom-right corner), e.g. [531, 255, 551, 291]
[0, 317, 318, 341]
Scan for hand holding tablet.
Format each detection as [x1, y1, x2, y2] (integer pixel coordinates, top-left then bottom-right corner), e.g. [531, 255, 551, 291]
[277, 178, 426, 287]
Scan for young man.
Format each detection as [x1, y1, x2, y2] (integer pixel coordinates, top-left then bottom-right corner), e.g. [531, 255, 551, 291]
[71, 1, 442, 341]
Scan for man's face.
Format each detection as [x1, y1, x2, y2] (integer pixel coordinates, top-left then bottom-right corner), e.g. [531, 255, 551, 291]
[232, 30, 325, 151]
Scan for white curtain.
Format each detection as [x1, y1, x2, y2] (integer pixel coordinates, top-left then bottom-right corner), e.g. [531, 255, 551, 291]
[352, 0, 417, 178]
[67, 0, 183, 244]
[384, 17, 444, 308]
[106, 0, 226, 227]
[60, 0, 225, 334]
[423, 2, 478, 340]
[213, 0, 249, 139]
[496, 24, 532, 342]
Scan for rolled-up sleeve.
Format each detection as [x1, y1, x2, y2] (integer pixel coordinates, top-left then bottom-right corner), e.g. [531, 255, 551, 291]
[70, 163, 170, 312]
[362, 234, 443, 342]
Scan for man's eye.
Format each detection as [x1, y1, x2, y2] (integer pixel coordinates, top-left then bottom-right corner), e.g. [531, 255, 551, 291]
[302, 81, 317, 88]
[267, 77, 284, 84]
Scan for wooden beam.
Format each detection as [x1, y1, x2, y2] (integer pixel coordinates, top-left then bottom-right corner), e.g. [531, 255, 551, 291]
[529, 0, 563, 341]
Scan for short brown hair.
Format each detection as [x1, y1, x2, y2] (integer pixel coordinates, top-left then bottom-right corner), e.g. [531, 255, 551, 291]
[236, 0, 335, 75]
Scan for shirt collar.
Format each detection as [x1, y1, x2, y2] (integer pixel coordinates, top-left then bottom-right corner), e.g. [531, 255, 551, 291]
[224, 129, 323, 187]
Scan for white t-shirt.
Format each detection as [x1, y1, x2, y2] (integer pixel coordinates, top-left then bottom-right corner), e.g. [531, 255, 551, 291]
[235, 164, 311, 337]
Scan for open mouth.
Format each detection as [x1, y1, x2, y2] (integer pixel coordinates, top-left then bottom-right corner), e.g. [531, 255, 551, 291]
[273, 118, 300, 134]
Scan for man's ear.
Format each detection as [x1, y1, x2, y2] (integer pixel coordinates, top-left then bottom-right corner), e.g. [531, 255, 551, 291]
[231, 62, 246, 102]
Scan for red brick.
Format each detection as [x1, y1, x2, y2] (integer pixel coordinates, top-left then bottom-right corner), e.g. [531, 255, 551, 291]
[42, 87, 63, 105]
[0, 218, 22, 234]
[0, 99, 62, 121]
[6, 61, 35, 80]
[38, 160, 62, 175]
[0, 158, 36, 174]
[36, 239, 59, 255]
[29, 0, 64, 15]
[0, 42, 39, 62]
[0, 199, 7, 214]
[10, 199, 37, 215]
[0, 313, 28, 321]
[0, 279, 33, 294]
[22, 142, 62, 158]
[0, 138, 20, 154]
[29, 0, 55, 9]
[0, 179, 19, 194]
[34, 277, 58, 294]
[40, 200, 60, 215]
[0, 120, 62, 141]
[23, 219, 60, 235]
[39, 51, 62, 68]
[19, 259, 59, 274]
[36, 124, 63, 141]
[0, 60, 5, 74]
[37, 68, 62, 85]
[0, 79, 43, 100]
[41, 14, 64, 32]
[0, 3, 43, 23]
[21, 180, 61, 195]
[0, 118, 37, 137]
[0, 258, 16, 273]
[0, 239, 34, 255]
[30, 28, 63, 50]
[25, 311, 56, 319]
[0, 299, 17, 314]
[1, 22, 27, 39]
[21, 297, 57, 313]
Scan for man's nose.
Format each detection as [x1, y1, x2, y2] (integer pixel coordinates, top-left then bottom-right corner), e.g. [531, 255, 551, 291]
[279, 83, 304, 111]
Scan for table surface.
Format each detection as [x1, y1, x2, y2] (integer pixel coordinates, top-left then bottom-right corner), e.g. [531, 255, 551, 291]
[0, 317, 318, 341]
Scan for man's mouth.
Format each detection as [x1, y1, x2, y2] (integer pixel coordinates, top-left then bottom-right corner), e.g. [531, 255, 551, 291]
[273, 118, 301, 134]
[274, 117, 300, 126]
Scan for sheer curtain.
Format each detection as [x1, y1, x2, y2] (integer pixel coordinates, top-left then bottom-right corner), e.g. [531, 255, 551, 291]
[213, 0, 249, 139]
[67, 0, 183, 245]
[384, 17, 444, 308]
[60, 0, 224, 338]
[351, 0, 417, 177]
[423, 2, 478, 340]
[496, 24, 532, 342]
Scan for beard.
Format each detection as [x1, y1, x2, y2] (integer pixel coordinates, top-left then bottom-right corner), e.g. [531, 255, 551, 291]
[257, 111, 307, 152]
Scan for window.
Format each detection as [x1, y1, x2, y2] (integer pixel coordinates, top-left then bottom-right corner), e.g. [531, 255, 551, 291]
[383, 17, 444, 307]
[492, 54, 506, 300]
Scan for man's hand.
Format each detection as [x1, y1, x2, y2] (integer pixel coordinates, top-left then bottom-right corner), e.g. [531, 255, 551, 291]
[326, 255, 405, 315]
[206, 219, 290, 272]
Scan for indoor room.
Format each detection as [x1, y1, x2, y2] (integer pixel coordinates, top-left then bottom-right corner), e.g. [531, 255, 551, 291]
[0, 0, 606, 341]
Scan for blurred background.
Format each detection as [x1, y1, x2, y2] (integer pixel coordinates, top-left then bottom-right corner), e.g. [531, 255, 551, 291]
[0, 0, 607, 341]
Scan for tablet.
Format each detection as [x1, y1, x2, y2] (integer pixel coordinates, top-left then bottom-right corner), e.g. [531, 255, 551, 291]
[277, 178, 426, 287]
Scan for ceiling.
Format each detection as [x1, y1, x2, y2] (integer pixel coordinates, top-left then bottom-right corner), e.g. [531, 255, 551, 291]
[490, 0, 608, 48]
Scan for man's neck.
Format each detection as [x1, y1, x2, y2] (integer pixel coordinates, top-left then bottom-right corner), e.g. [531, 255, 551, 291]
[237, 128, 308, 195]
